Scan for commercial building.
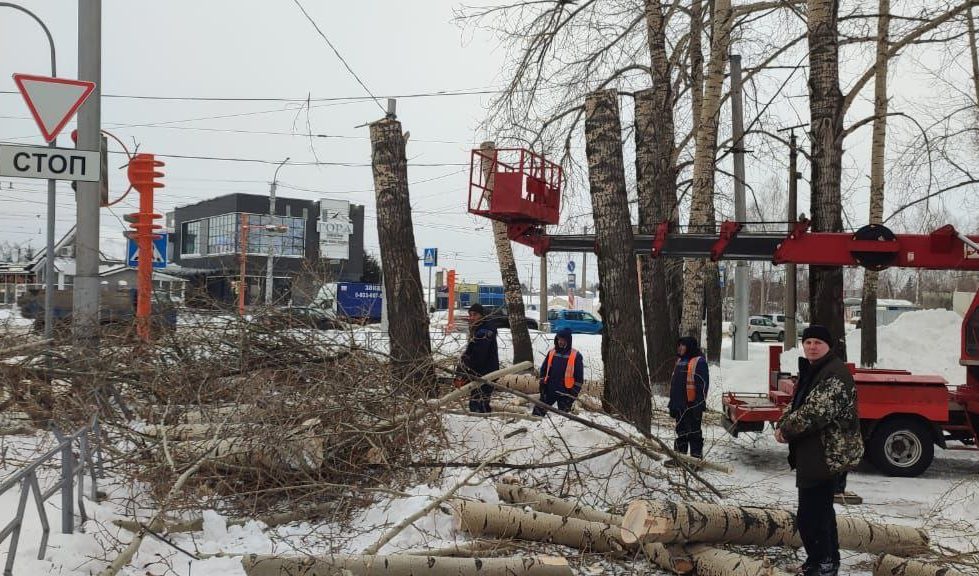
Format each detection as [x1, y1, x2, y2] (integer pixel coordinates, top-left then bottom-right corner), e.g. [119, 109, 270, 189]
[170, 194, 365, 307]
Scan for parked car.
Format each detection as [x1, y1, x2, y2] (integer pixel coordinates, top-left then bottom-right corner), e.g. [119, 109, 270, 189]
[267, 307, 346, 330]
[728, 315, 783, 341]
[758, 313, 808, 339]
[482, 306, 540, 331]
[547, 309, 603, 334]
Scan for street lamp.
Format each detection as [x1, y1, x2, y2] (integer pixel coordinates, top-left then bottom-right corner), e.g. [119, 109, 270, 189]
[0, 3, 57, 340]
[265, 157, 289, 305]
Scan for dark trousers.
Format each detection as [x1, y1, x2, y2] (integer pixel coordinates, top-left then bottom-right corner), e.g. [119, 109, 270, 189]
[469, 383, 493, 413]
[674, 410, 704, 458]
[797, 478, 839, 566]
[532, 386, 576, 416]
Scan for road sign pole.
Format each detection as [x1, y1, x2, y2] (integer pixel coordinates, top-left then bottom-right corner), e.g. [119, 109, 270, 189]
[74, 0, 101, 346]
[428, 265, 432, 311]
[44, 141, 56, 340]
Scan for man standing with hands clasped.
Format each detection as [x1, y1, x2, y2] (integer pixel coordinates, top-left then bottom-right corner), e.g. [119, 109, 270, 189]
[666, 336, 709, 466]
[775, 325, 864, 576]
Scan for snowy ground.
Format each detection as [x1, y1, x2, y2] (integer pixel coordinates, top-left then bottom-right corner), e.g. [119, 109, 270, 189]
[1, 309, 975, 575]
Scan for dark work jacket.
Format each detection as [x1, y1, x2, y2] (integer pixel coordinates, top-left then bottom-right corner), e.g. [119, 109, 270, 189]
[538, 329, 584, 395]
[779, 353, 863, 487]
[460, 323, 500, 378]
[667, 355, 709, 418]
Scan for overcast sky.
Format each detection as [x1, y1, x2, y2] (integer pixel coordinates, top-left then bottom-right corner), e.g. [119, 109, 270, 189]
[1, 1, 975, 292]
[0, 1, 543, 287]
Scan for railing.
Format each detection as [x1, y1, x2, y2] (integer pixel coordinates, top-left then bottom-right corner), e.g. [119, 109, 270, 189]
[0, 417, 102, 576]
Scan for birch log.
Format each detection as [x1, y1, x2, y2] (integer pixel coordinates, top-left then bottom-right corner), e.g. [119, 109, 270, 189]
[170, 434, 324, 472]
[622, 499, 930, 555]
[451, 500, 624, 554]
[494, 483, 621, 526]
[874, 554, 966, 576]
[685, 544, 791, 576]
[241, 554, 572, 576]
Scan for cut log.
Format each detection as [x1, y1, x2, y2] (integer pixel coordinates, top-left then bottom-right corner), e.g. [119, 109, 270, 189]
[643, 543, 694, 574]
[497, 374, 540, 394]
[405, 540, 520, 557]
[874, 554, 967, 576]
[241, 554, 572, 576]
[685, 544, 791, 576]
[451, 500, 624, 554]
[112, 502, 338, 534]
[621, 500, 930, 555]
[494, 483, 620, 527]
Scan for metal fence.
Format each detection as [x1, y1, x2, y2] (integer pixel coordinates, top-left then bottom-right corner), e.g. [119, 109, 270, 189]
[0, 417, 102, 576]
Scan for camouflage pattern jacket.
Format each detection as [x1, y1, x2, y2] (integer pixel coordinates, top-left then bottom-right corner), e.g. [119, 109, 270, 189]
[778, 354, 864, 485]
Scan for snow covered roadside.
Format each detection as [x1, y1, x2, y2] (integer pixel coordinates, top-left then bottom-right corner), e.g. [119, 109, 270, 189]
[1, 309, 975, 575]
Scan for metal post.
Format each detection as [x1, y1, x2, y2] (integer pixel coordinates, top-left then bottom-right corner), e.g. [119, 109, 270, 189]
[581, 225, 588, 302]
[427, 265, 433, 311]
[0, 4, 57, 343]
[265, 158, 289, 306]
[74, 0, 101, 345]
[539, 254, 548, 332]
[60, 435, 73, 534]
[785, 132, 799, 351]
[730, 54, 749, 360]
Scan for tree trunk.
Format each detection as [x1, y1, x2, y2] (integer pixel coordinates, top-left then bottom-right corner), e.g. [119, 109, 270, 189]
[636, 89, 679, 396]
[679, 0, 733, 339]
[370, 118, 436, 388]
[638, 1, 682, 396]
[861, 0, 890, 368]
[621, 499, 930, 555]
[807, 0, 847, 358]
[170, 434, 324, 472]
[585, 89, 651, 434]
[481, 142, 534, 363]
[451, 500, 625, 554]
[873, 554, 966, 576]
[242, 554, 572, 576]
[685, 544, 791, 576]
[968, 7, 979, 106]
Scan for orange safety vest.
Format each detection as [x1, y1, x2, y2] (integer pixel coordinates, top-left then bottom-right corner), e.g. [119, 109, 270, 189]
[683, 356, 702, 402]
[545, 348, 579, 389]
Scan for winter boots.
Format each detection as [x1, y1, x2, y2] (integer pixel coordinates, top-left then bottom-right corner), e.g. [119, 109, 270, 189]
[793, 558, 839, 576]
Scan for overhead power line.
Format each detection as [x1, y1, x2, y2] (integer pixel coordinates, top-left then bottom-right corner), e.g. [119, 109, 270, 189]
[0, 87, 503, 103]
[290, 0, 386, 115]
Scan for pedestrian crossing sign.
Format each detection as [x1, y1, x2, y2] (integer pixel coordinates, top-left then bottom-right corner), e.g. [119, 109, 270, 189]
[423, 247, 438, 267]
[127, 233, 168, 269]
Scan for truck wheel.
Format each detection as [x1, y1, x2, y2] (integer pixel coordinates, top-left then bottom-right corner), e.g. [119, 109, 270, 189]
[750, 332, 762, 342]
[868, 418, 934, 477]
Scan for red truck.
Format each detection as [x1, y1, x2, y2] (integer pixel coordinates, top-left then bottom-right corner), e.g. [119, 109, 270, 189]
[723, 289, 979, 477]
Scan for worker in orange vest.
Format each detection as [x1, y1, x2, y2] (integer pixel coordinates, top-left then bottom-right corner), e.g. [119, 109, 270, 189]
[532, 328, 584, 415]
[666, 336, 709, 464]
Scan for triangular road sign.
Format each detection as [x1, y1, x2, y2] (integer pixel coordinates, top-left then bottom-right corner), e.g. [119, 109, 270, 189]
[12, 74, 96, 142]
[130, 243, 165, 264]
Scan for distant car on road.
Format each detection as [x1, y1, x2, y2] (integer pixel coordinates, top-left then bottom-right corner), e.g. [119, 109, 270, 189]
[729, 315, 783, 341]
[547, 309, 603, 334]
[482, 306, 540, 331]
[758, 313, 808, 339]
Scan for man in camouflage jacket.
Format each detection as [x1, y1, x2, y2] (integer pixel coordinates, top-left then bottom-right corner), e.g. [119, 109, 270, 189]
[776, 325, 863, 576]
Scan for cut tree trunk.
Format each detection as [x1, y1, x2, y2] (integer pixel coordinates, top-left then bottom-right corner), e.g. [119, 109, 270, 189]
[480, 141, 533, 364]
[170, 434, 324, 472]
[685, 544, 790, 576]
[370, 118, 436, 388]
[241, 554, 571, 576]
[679, 0, 732, 338]
[451, 500, 625, 554]
[861, 0, 890, 368]
[873, 554, 966, 576]
[495, 483, 620, 526]
[621, 499, 929, 555]
[637, 1, 682, 396]
[585, 89, 650, 434]
[807, 0, 847, 358]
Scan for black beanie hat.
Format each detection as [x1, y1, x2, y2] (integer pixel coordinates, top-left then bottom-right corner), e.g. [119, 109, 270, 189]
[468, 303, 485, 315]
[801, 324, 833, 346]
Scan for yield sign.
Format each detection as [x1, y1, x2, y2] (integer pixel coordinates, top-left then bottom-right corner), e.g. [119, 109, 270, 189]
[12, 73, 96, 142]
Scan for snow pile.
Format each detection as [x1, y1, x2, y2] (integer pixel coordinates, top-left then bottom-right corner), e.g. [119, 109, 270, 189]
[847, 309, 965, 383]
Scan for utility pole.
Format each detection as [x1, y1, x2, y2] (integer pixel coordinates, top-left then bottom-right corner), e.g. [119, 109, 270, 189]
[581, 225, 588, 301]
[265, 157, 289, 305]
[74, 0, 101, 345]
[730, 54, 748, 360]
[539, 254, 548, 332]
[785, 130, 800, 350]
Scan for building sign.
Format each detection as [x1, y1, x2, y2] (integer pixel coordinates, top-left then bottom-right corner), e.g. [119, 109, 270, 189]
[318, 199, 354, 260]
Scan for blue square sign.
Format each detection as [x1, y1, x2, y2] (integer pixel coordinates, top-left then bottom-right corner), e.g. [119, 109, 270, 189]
[127, 233, 168, 269]
[423, 247, 438, 267]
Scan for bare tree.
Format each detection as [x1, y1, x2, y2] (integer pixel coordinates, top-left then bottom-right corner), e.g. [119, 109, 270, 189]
[586, 90, 650, 434]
